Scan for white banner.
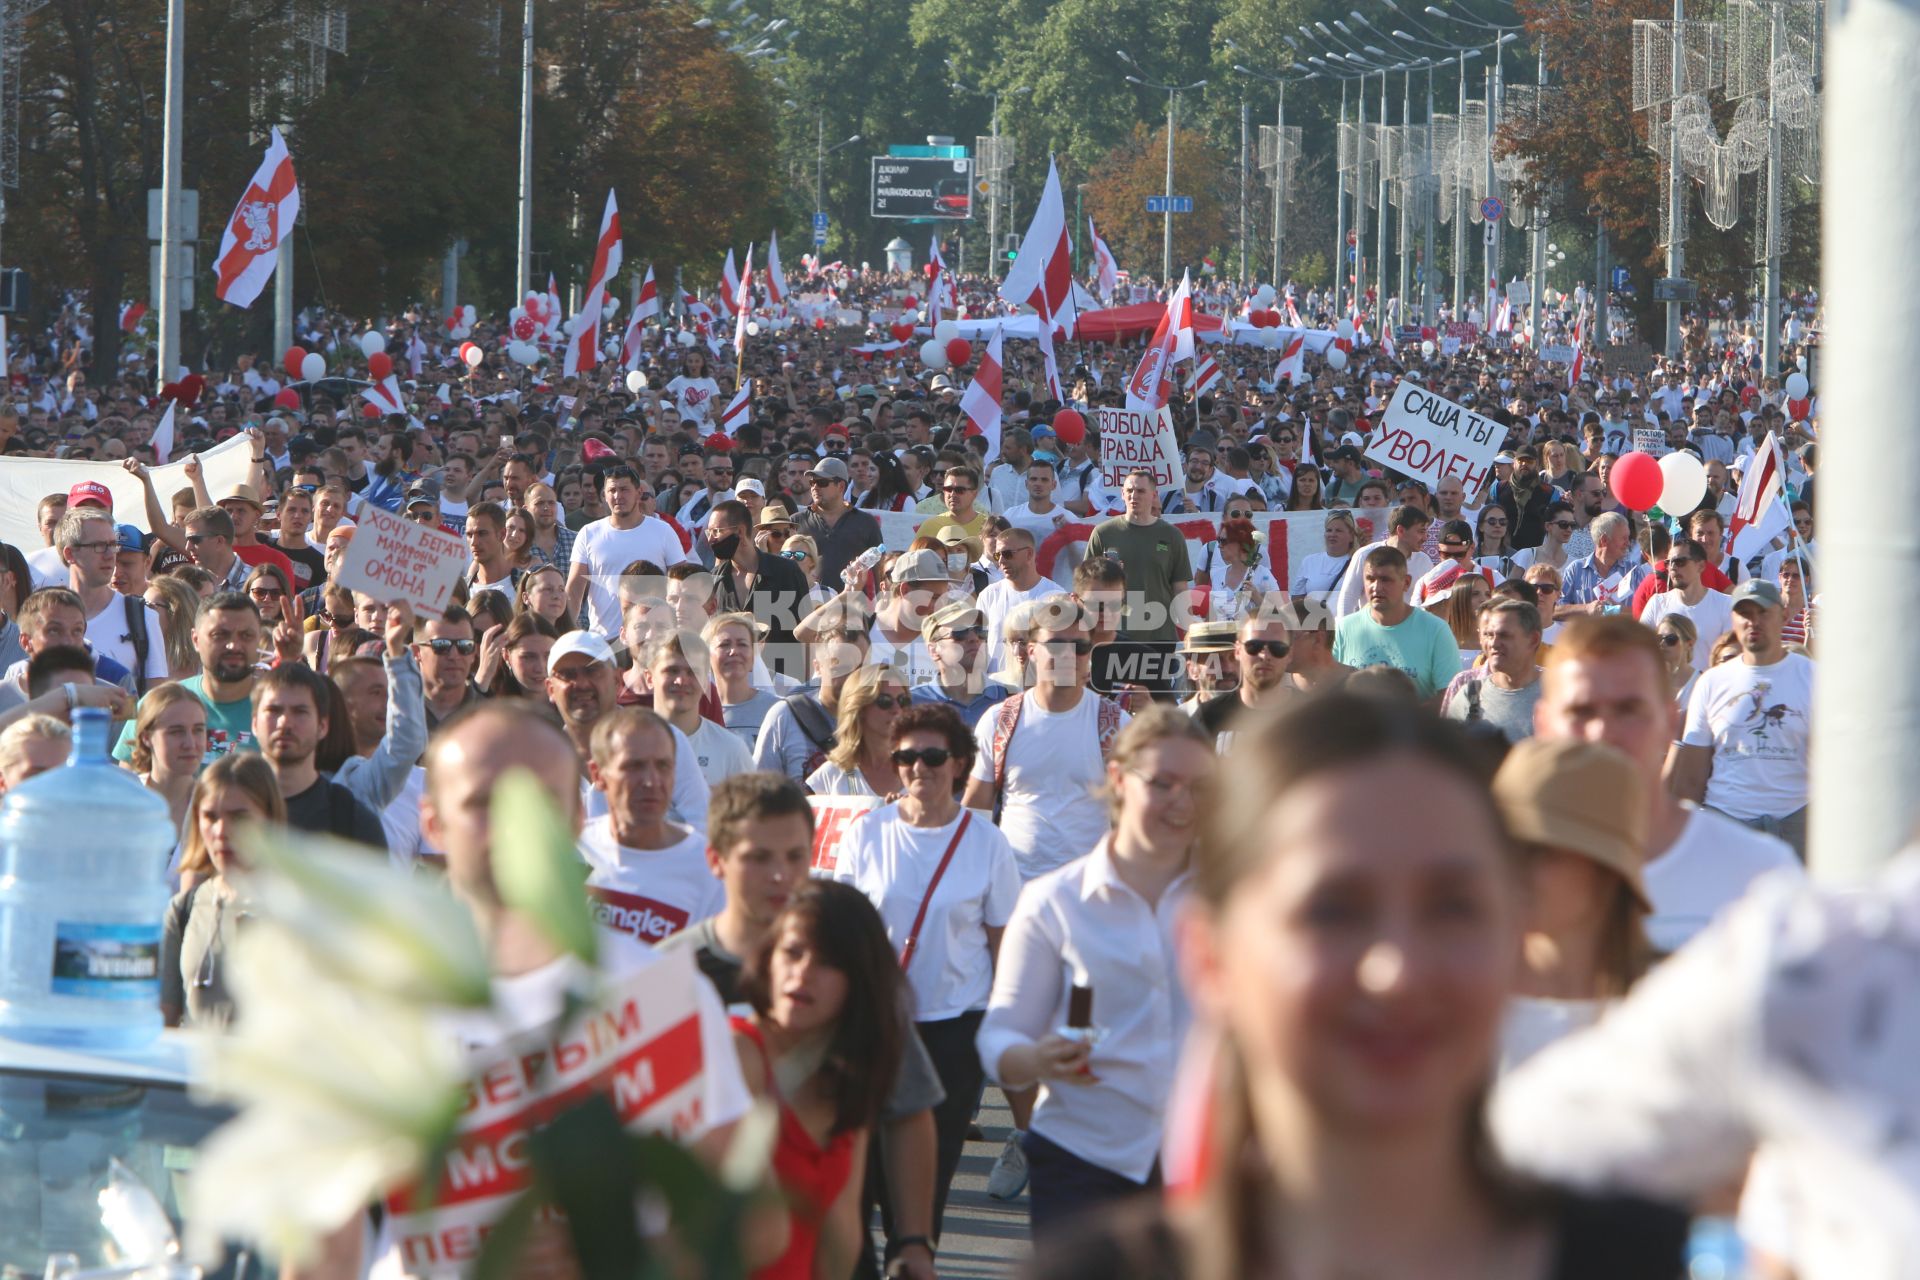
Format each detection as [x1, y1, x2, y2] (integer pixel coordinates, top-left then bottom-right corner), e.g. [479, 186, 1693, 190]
[1096, 405, 1180, 490]
[0, 433, 256, 551]
[1363, 381, 1505, 496]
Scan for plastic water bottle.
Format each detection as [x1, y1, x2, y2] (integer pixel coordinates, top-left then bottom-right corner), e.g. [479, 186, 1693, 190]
[1686, 1217, 1748, 1280]
[0, 707, 174, 1051]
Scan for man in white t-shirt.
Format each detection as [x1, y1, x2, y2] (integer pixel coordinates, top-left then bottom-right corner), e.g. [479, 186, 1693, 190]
[1672, 579, 1814, 858]
[962, 602, 1126, 881]
[1638, 538, 1734, 671]
[998, 457, 1075, 546]
[580, 706, 723, 943]
[644, 632, 753, 789]
[57, 505, 167, 690]
[975, 529, 1063, 672]
[1534, 614, 1800, 953]
[566, 464, 691, 637]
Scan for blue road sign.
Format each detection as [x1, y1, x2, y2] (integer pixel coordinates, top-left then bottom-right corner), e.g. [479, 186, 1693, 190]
[813, 230, 827, 248]
[1611, 265, 1630, 289]
[1146, 196, 1195, 213]
[812, 212, 829, 231]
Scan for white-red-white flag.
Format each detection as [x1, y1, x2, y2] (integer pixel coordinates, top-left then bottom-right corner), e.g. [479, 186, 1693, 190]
[1088, 216, 1119, 303]
[622, 266, 659, 370]
[1125, 271, 1195, 412]
[960, 325, 1005, 462]
[1380, 325, 1398, 362]
[1277, 332, 1307, 385]
[149, 401, 176, 464]
[1190, 349, 1223, 400]
[361, 374, 407, 417]
[765, 233, 788, 307]
[721, 249, 743, 315]
[405, 329, 427, 376]
[717, 382, 752, 437]
[564, 190, 622, 379]
[213, 127, 299, 309]
[1036, 311, 1066, 402]
[1567, 313, 1587, 389]
[1000, 156, 1077, 335]
[929, 234, 947, 273]
[1728, 430, 1787, 552]
[119, 301, 148, 332]
[732, 246, 755, 353]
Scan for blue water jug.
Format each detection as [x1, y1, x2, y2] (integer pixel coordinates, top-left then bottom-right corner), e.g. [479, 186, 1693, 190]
[0, 707, 175, 1050]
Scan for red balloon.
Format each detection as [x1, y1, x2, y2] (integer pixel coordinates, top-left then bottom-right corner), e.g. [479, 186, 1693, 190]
[1052, 408, 1087, 446]
[361, 403, 381, 420]
[367, 352, 393, 380]
[512, 315, 536, 341]
[283, 346, 307, 379]
[1787, 396, 1810, 420]
[274, 388, 301, 410]
[944, 338, 973, 367]
[889, 322, 915, 343]
[1609, 451, 1664, 512]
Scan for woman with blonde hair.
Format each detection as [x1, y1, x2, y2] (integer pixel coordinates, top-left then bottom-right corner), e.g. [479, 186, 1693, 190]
[129, 682, 207, 876]
[1289, 509, 1359, 599]
[978, 705, 1216, 1242]
[1652, 613, 1700, 710]
[143, 573, 202, 679]
[161, 753, 286, 1028]
[1432, 575, 1493, 662]
[806, 663, 910, 796]
[1030, 693, 1689, 1279]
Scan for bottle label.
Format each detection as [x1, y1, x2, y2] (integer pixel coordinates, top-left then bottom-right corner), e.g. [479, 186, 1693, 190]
[50, 922, 162, 999]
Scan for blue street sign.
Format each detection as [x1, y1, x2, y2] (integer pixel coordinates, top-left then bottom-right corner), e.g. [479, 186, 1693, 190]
[813, 230, 827, 248]
[1611, 265, 1630, 289]
[1146, 196, 1195, 213]
[1347, 246, 1357, 261]
[812, 212, 829, 231]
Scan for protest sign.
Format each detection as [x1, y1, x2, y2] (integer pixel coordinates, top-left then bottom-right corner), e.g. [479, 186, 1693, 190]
[1096, 404, 1180, 489]
[1633, 426, 1670, 458]
[810, 795, 878, 874]
[1539, 343, 1577, 365]
[1608, 342, 1658, 374]
[1363, 380, 1505, 496]
[333, 500, 468, 616]
[384, 948, 711, 1277]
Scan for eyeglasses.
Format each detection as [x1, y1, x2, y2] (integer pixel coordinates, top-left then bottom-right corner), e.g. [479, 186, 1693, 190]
[891, 746, 953, 769]
[71, 539, 119, 554]
[1664, 559, 1698, 572]
[1549, 521, 1576, 532]
[1240, 639, 1289, 657]
[870, 693, 905, 711]
[1658, 632, 1685, 647]
[249, 587, 285, 601]
[993, 547, 1029, 560]
[780, 549, 809, 561]
[942, 484, 974, 494]
[421, 638, 477, 655]
[937, 626, 987, 643]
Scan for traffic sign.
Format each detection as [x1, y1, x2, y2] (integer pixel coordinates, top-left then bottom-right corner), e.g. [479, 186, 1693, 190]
[1146, 196, 1194, 213]
[1479, 195, 1505, 222]
[1611, 265, 1630, 290]
[812, 212, 829, 231]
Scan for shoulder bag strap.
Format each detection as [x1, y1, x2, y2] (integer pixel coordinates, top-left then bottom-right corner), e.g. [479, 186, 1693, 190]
[123, 594, 151, 696]
[990, 693, 1023, 824]
[899, 811, 973, 972]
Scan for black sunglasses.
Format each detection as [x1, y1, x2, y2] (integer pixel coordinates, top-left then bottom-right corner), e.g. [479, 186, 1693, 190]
[1659, 632, 1685, 647]
[937, 626, 987, 643]
[869, 693, 906, 711]
[1241, 639, 1289, 657]
[422, 638, 477, 655]
[892, 746, 952, 768]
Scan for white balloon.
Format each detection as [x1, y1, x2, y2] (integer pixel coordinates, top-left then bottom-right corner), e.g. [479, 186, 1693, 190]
[463, 345, 485, 369]
[1335, 319, 1355, 341]
[933, 319, 959, 343]
[299, 352, 325, 382]
[509, 306, 525, 323]
[1326, 346, 1349, 371]
[626, 370, 648, 393]
[1255, 284, 1277, 307]
[360, 331, 386, 357]
[604, 338, 622, 359]
[461, 305, 476, 324]
[1784, 371, 1809, 399]
[603, 297, 620, 318]
[677, 330, 697, 347]
[1421, 340, 1437, 358]
[746, 321, 762, 337]
[919, 339, 949, 370]
[1657, 450, 1708, 515]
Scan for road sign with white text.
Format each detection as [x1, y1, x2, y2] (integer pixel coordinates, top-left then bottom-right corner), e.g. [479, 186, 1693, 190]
[1146, 196, 1195, 213]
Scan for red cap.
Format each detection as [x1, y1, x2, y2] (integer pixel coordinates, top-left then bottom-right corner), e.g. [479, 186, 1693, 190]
[580, 438, 615, 462]
[705, 432, 735, 452]
[67, 481, 113, 512]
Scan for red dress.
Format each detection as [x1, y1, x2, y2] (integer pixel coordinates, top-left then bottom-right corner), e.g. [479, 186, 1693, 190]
[733, 1017, 859, 1280]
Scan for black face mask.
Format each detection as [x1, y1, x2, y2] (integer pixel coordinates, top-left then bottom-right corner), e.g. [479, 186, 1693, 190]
[708, 532, 742, 561]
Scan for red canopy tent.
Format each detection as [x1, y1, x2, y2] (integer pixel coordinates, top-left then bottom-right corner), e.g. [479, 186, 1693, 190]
[1071, 302, 1227, 343]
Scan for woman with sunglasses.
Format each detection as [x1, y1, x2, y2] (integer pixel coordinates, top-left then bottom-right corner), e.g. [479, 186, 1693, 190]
[303, 585, 374, 673]
[1475, 504, 1518, 575]
[833, 702, 1021, 1240]
[977, 707, 1215, 1243]
[806, 664, 910, 797]
[1653, 613, 1700, 712]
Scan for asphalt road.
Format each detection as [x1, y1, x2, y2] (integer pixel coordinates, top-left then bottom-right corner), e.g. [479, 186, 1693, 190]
[881, 1087, 1031, 1279]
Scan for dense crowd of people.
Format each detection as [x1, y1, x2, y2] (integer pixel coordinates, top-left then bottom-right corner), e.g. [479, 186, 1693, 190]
[0, 266, 1844, 1278]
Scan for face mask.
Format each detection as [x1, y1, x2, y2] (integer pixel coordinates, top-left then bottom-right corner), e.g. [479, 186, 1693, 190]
[947, 552, 967, 574]
[709, 532, 741, 560]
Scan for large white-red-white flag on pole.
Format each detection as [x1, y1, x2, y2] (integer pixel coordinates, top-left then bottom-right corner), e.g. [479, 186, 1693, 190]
[717, 382, 753, 437]
[765, 233, 788, 308]
[621, 265, 659, 370]
[960, 325, 1005, 462]
[721, 249, 743, 315]
[1000, 156, 1078, 335]
[1088, 216, 1119, 303]
[563, 189, 622, 378]
[733, 245, 755, 352]
[1728, 430, 1789, 555]
[213, 127, 299, 309]
[1125, 271, 1195, 412]
[1567, 312, 1588, 389]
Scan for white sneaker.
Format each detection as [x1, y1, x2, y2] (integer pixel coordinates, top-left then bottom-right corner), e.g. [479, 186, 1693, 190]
[986, 1133, 1029, 1200]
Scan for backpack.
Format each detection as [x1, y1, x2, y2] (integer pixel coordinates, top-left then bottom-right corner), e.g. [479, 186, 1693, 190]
[782, 693, 837, 778]
[987, 691, 1124, 824]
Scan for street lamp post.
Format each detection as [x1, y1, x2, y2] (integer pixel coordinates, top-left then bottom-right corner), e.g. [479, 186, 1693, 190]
[515, 0, 534, 304]
[1233, 62, 1316, 291]
[1120, 51, 1205, 283]
[158, 0, 185, 382]
[815, 119, 861, 255]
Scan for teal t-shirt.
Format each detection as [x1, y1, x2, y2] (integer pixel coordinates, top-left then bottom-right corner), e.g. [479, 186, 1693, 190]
[1333, 607, 1463, 699]
[113, 674, 257, 766]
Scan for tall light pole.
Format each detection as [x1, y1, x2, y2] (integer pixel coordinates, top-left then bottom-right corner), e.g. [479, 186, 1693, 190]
[1234, 62, 1317, 288]
[815, 119, 861, 252]
[514, 0, 534, 303]
[952, 76, 1028, 281]
[158, 0, 185, 382]
[1119, 50, 1205, 283]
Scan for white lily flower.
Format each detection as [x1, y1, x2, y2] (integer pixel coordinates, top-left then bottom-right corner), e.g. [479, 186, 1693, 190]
[234, 823, 493, 1008]
[187, 921, 468, 1265]
[491, 768, 598, 966]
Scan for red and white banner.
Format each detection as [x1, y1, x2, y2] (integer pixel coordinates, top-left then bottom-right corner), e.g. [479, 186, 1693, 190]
[564, 190, 623, 379]
[360, 375, 408, 418]
[621, 266, 659, 370]
[809, 796, 878, 875]
[149, 402, 176, 464]
[1125, 270, 1194, 413]
[1728, 430, 1788, 555]
[1277, 332, 1306, 385]
[383, 949, 713, 1278]
[213, 127, 299, 309]
[1000, 156, 1078, 336]
[721, 248, 742, 316]
[764, 232, 788, 308]
[1190, 350, 1223, 400]
[732, 245, 754, 352]
[1567, 313, 1587, 388]
[1088, 216, 1119, 303]
[960, 325, 1005, 462]
[717, 383, 752, 437]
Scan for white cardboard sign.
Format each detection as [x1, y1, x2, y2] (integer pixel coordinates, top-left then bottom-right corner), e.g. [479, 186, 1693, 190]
[1364, 380, 1505, 496]
[333, 501, 468, 616]
[1096, 405, 1180, 490]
